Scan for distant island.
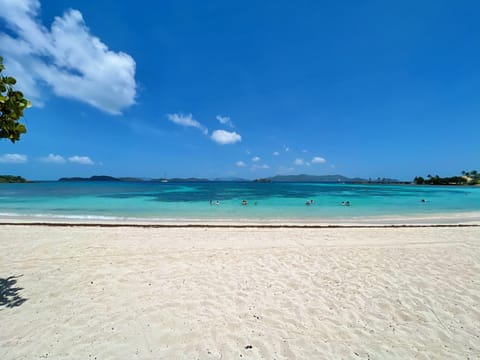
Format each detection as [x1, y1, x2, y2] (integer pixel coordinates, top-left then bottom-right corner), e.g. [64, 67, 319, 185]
[57, 174, 403, 184]
[0, 175, 27, 183]
[264, 174, 402, 183]
[3, 172, 479, 185]
[58, 176, 210, 183]
[254, 178, 272, 183]
[59, 175, 121, 182]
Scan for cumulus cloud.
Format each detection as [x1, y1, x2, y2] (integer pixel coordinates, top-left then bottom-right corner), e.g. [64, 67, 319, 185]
[167, 113, 208, 135]
[272, 151, 280, 156]
[236, 161, 247, 167]
[252, 156, 261, 162]
[166, 113, 241, 145]
[210, 130, 241, 145]
[40, 153, 66, 164]
[0, 0, 136, 114]
[216, 115, 233, 127]
[0, 153, 28, 163]
[311, 156, 327, 164]
[68, 155, 94, 165]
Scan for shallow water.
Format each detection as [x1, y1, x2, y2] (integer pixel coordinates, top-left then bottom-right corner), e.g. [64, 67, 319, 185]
[1, 181, 479, 222]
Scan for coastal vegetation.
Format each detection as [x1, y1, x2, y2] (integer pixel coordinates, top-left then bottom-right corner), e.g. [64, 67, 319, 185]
[0, 56, 31, 142]
[0, 175, 27, 183]
[413, 170, 480, 185]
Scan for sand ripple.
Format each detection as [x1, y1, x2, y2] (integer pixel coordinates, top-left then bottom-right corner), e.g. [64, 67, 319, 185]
[1, 226, 479, 359]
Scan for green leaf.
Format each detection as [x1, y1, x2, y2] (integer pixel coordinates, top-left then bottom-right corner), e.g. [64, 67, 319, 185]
[0, 57, 30, 142]
[15, 124, 27, 134]
[5, 77, 16, 85]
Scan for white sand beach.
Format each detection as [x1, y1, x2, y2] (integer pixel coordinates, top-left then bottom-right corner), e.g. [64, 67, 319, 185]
[1, 224, 479, 359]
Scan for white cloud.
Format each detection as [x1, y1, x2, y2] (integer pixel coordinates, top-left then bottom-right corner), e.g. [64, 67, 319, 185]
[284, 146, 290, 152]
[252, 156, 261, 162]
[0, 0, 136, 114]
[311, 156, 327, 164]
[236, 161, 247, 167]
[272, 151, 280, 156]
[0, 153, 28, 163]
[40, 153, 66, 164]
[210, 130, 241, 145]
[294, 158, 311, 166]
[167, 113, 208, 135]
[39, 153, 97, 165]
[216, 115, 233, 127]
[68, 155, 94, 165]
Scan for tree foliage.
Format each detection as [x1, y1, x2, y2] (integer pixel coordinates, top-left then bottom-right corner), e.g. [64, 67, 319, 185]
[0, 175, 27, 183]
[414, 170, 480, 185]
[0, 56, 31, 142]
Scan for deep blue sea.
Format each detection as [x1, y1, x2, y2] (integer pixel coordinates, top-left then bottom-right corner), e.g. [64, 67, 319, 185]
[1, 181, 479, 222]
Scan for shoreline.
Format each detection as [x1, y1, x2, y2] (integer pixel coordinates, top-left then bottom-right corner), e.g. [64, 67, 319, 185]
[1, 222, 479, 229]
[1, 210, 480, 227]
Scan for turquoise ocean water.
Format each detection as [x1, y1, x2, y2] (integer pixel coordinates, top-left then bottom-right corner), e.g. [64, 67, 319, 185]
[0, 181, 479, 222]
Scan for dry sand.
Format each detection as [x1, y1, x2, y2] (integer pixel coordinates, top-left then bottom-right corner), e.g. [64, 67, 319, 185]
[1, 224, 479, 359]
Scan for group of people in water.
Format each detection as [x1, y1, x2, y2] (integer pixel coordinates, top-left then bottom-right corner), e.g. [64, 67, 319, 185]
[209, 199, 353, 206]
[209, 199, 255, 206]
[308, 199, 351, 206]
[210, 198, 428, 207]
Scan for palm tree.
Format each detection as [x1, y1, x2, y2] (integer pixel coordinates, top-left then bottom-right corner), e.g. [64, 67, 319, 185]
[471, 170, 478, 181]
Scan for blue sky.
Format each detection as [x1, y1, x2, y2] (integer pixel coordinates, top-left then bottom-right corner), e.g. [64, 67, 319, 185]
[0, 0, 479, 180]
